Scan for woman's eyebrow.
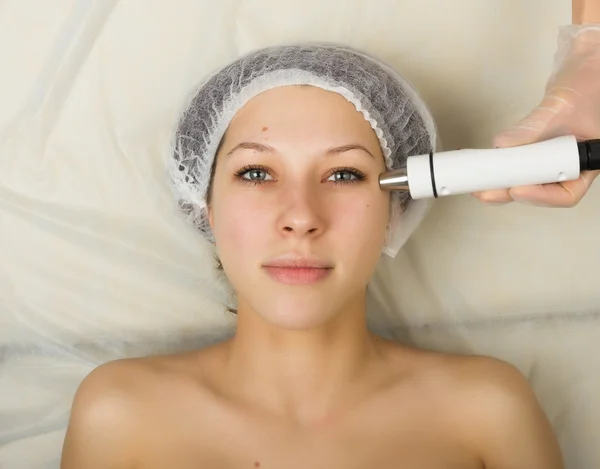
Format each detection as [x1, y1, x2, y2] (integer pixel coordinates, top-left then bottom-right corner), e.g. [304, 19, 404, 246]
[325, 144, 374, 159]
[227, 142, 375, 159]
[226, 142, 274, 156]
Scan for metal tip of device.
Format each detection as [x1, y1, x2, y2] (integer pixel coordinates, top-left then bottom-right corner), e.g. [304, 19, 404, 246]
[379, 168, 410, 192]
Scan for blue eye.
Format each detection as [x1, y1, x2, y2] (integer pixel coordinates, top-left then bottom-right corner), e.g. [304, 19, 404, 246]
[327, 167, 366, 184]
[329, 171, 357, 182]
[235, 165, 273, 184]
[243, 169, 271, 181]
[234, 165, 366, 186]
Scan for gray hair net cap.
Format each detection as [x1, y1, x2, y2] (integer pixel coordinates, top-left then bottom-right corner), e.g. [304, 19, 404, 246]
[169, 43, 438, 257]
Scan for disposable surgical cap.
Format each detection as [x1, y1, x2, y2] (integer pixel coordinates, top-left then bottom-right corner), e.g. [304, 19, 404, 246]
[168, 43, 438, 257]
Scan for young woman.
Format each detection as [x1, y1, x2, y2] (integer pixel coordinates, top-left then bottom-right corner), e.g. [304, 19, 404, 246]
[61, 44, 563, 469]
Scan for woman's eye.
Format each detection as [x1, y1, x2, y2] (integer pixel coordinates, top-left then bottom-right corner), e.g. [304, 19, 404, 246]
[235, 166, 364, 185]
[241, 168, 272, 181]
[327, 170, 362, 183]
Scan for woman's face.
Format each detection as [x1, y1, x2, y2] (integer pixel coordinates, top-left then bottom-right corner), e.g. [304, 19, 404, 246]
[208, 85, 390, 329]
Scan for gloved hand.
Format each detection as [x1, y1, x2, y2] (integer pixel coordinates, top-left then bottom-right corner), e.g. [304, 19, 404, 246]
[473, 24, 600, 207]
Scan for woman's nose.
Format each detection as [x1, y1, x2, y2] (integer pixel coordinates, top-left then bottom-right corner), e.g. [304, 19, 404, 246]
[277, 186, 325, 237]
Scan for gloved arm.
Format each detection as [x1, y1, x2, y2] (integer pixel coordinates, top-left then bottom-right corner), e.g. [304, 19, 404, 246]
[473, 6, 600, 207]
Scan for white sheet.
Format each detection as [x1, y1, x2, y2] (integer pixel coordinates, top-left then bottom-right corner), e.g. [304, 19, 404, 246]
[1, 1, 599, 468]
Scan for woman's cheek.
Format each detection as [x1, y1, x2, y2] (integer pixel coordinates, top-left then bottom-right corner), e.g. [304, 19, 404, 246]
[216, 193, 269, 247]
[340, 191, 388, 231]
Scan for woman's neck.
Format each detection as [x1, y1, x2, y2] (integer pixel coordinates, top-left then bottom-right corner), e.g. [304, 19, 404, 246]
[220, 294, 393, 425]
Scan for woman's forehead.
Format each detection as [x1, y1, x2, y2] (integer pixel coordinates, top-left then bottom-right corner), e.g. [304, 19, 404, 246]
[225, 86, 380, 144]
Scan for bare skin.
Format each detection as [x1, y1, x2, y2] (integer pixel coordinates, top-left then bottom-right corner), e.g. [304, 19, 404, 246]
[61, 86, 563, 468]
[573, 0, 600, 23]
[61, 339, 562, 469]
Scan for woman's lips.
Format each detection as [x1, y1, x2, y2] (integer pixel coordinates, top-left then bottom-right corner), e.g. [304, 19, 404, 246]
[262, 255, 334, 285]
[262, 266, 333, 285]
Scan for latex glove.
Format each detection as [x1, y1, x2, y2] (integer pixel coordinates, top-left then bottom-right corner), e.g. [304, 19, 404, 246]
[473, 24, 600, 207]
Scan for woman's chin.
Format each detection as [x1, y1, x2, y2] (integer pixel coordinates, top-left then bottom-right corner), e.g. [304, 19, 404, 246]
[254, 299, 341, 331]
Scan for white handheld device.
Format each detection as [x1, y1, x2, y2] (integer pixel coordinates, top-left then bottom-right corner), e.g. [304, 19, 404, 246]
[379, 135, 600, 198]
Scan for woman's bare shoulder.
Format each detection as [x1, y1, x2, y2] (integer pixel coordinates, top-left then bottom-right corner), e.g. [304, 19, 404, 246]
[60, 358, 155, 468]
[400, 348, 545, 419]
[413, 349, 528, 384]
[386, 341, 525, 383]
[398, 348, 563, 468]
[74, 349, 215, 396]
[60, 347, 225, 469]
[390, 344, 530, 389]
